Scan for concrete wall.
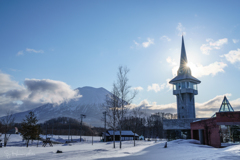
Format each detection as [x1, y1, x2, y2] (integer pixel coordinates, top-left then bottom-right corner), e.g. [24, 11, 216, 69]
[163, 118, 205, 130]
[176, 92, 196, 119]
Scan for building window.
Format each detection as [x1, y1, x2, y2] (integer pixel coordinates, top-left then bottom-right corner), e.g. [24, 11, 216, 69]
[193, 84, 198, 90]
[173, 84, 176, 90]
[182, 116, 184, 118]
[178, 83, 181, 89]
[182, 106, 184, 109]
[182, 82, 185, 88]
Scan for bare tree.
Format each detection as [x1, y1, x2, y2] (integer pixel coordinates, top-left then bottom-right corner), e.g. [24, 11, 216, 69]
[1, 111, 15, 147]
[131, 107, 145, 146]
[103, 83, 121, 148]
[116, 66, 138, 149]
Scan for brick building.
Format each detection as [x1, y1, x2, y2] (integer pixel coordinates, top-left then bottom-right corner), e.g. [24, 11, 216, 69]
[191, 96, 240, 148]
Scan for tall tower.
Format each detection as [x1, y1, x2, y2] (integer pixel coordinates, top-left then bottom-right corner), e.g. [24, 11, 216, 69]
[169, 36, 201, 119]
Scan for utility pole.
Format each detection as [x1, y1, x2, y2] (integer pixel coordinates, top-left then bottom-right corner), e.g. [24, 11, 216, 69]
[70, 120, 72, 141]
[92, 128, 93, 145]
[46, 124, 48, 139]
[37, 125, 40, 147]
[68, 123, 70, 141]
[52, 124, 53, 138]
[80, 114, 86, 142]
[161, 112, 164, 139]
[103, 111, 107, 142]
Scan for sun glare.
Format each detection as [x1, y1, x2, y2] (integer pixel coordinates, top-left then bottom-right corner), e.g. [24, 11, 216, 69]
[187, 62, 198, 77]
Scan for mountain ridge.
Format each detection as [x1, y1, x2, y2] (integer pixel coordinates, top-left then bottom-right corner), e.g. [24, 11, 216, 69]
[3, 86, 111, 127]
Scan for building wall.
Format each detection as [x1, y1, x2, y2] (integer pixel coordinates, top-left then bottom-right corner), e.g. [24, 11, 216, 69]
[216, 112, 240, 125]
[163, 118, 206, 130]
[191, 118, 221, 148]
[191, 112, 240, 148]
[177, 93, 196, 119]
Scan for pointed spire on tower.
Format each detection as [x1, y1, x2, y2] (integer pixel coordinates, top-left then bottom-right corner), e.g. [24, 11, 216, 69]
[180, 35, 187, 65]
[177, 35, 190, 75]
[169, 36, 201, 84]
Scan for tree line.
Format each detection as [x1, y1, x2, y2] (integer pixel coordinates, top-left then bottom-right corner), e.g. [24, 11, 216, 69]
[0, 112, 105, 147]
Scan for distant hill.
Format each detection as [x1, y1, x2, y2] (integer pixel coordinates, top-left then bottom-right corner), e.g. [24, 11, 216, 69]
[5, 86, 110, 127]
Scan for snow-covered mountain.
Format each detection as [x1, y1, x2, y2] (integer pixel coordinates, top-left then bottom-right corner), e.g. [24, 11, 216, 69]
[9, 86, 110, 127]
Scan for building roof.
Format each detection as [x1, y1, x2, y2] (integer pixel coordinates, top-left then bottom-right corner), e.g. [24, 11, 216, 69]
[107, 130, 139, 136]
[212, 96, 234, 117]
[219, 96, 234, 112]
[169, 36, 201, 84]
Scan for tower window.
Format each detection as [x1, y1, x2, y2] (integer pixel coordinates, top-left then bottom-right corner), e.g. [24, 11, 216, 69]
[182, 116, 184, 118]
[178, 83, 181, 89]
[182, 82, 185, 88]
[173, 84, 176, 90]
[182, 107, 184, 109]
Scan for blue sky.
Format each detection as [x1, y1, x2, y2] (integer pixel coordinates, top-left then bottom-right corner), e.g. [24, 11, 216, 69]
[0, 0, 240, 117]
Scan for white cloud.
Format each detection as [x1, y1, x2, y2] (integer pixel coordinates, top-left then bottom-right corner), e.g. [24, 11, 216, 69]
[166, 57, 177, 65]
[200, 44, 213, 55]
[17, 51, 23, 56]
[0, 72, 81, 115]
[129, 99, 177, 113]
[133, 86, 143, 91]
[188, 62, 227, 78]
[160, 35, 171, 42]
[195, 93, 239, 118]
[232, 39, 239, 44]
[23, 79, 81, 104]
[172, 62, 227, 78]
[142, 38, 154, 48]
[166, 57, 171, 63]
[147, 79, 172, 93]
[129, 94, 240, 118]
[0, 71, 23, 94]
[222, 48, 240, 64]
[200, 38, 228, 55]
[26, 48, 44, 53]
[9, 68, 21, 72]
[176, 23, 186, 36]
[209, 38, 228, 49]
[167, 56, 227, 78]
[147, 83, 165, 92]
[165, 78, 172, 90]
[133, 40, 139, 46]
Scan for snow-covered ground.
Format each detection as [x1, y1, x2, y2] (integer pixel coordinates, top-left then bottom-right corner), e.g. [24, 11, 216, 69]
[0, 134, 240, 160]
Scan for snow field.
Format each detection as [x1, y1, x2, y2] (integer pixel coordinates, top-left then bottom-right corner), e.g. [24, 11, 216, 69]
[0, 135, 240, 160]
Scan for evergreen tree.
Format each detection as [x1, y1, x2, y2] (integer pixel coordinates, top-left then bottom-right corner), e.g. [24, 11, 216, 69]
[21, 111, 39, 147]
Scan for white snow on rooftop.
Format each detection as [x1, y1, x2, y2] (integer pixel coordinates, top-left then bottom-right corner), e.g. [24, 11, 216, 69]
[107, 130, 139, 136]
